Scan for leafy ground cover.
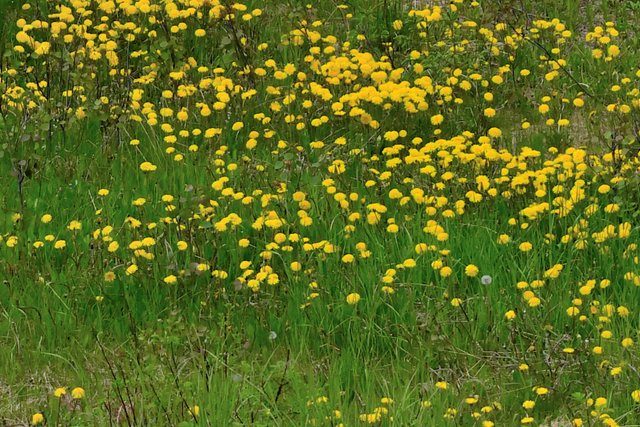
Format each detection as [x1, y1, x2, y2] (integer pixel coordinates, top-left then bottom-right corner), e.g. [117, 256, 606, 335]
[2, 0, 640, 425]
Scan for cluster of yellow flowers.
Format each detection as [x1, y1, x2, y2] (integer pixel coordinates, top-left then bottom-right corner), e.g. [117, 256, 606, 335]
[31, 387, 85, 425]
[2, 0, 640, 424]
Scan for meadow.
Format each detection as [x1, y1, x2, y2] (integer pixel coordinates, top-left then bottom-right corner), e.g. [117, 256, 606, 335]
[2, 0, 640, 425]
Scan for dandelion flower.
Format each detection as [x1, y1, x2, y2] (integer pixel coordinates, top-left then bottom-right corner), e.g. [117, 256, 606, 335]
[71, 387, 85, 399]
[31, 413, 44, 425]
[164, 275, 177, 285]
[465, 264, 479, 277]
[346, 293, 361, 305]
[139, 161, 157, 172]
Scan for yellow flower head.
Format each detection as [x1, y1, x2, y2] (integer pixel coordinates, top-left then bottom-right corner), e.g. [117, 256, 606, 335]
[346, 293, 361, 305]
[32, 413, 45, 425]
[71, 387, 85, 399]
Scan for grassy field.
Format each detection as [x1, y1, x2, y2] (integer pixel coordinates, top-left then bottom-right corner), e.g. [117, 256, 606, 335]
[2, 0, 640, 425]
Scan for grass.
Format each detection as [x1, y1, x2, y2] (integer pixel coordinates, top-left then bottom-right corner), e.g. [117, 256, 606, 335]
[2, 0, 640, 426]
